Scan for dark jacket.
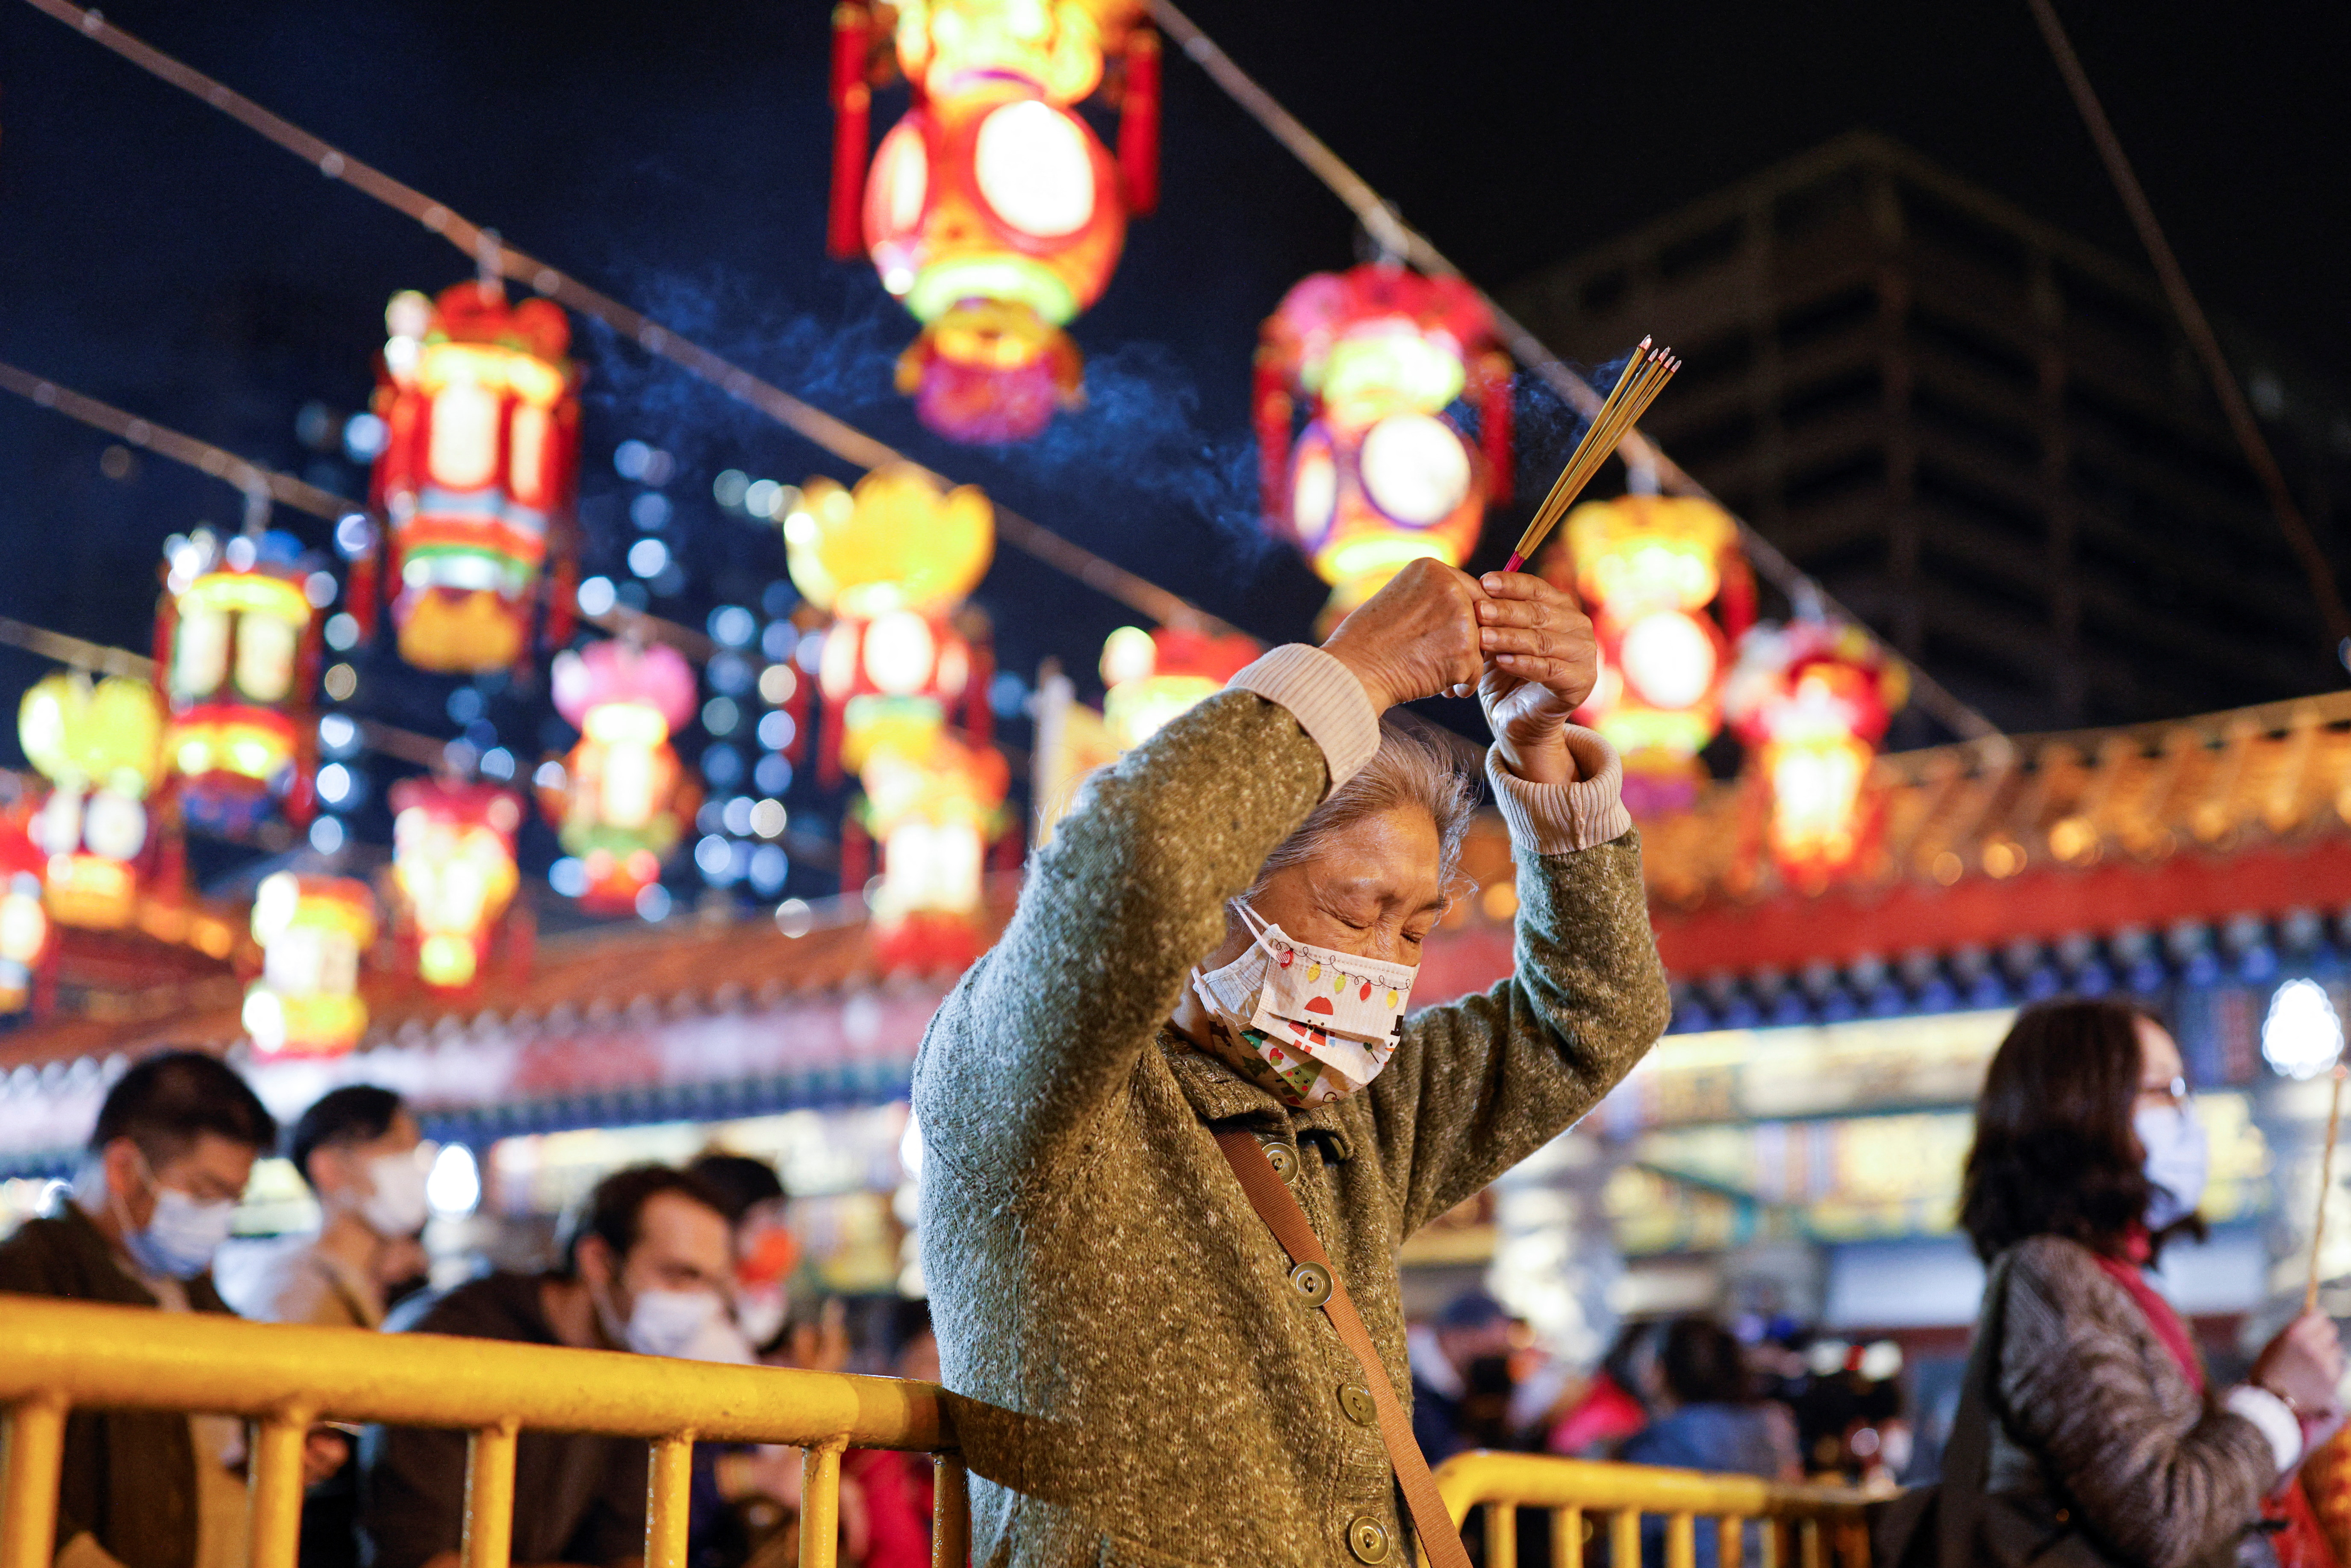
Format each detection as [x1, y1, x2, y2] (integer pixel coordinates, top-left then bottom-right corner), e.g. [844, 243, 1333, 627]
[0, 1204, 233, 1568]
[362, 1273, 648, 1568]
[1984, 1236, 2277, 1568]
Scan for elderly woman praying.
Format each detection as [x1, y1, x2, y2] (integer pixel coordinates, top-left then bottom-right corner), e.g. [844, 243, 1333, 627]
[914, 560, 1671, 1568]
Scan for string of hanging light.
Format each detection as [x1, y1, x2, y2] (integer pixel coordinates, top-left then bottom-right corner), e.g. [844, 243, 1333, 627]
[15, 0, 1248, 645]
[1145, 0, 2003, 746]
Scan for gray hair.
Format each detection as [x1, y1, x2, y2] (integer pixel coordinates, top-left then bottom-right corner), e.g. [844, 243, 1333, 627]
[1243, 717, 1479, 904]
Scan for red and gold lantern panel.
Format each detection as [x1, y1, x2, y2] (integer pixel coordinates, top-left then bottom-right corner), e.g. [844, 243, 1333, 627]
[157, 530, 323, 832]
[18, 672, 165, 931]
[244, 872, 377, 1058]
[390, 778, 522, 988]
[370, 283, 579, 673]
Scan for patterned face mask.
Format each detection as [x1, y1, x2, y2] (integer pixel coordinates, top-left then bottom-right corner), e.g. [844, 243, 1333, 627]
[1190, 903, 1417, 1107]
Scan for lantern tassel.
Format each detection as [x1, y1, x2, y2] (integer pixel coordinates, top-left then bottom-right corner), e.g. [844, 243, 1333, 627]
[1478, 350, 1514, 507]
[1253, 350, 1292, 529]
[1118, 25, 1161, 217]
[827, 2, 873, 261]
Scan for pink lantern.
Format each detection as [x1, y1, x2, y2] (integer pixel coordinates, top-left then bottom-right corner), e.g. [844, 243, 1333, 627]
[545, 640, 699, 915]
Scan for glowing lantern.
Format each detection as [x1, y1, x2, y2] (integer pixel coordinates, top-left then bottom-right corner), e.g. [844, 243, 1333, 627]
[1724, 623, 1908, 886]
[1545, 496, 1752, 814]
[1258, 265, 1514, 626]
[1099, 625, 1259, 750]
[782, 466, 995, 783]
[155, 530, 322, 834]
[0, 807, 51, 1014]
[858, 728, 1009, 969]
[359, 283, 580, 673]
[389, 779, 521, 989]
[243, 873, 377, 1058]
[545, 640, 699, 914]
[831, 0, 1158, 442]
[19, 672, 166, 929]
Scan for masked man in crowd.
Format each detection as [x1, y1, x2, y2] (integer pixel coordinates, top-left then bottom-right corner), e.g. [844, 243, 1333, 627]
[229, 1084, 431, 1330]
[917, 560, 1671, 1568]
[362, 1164, 740, 1568]
[0, 1051, 283, 1568]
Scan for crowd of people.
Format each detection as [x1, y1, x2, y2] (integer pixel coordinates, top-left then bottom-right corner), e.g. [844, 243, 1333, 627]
[0, 1050, 943, 1568]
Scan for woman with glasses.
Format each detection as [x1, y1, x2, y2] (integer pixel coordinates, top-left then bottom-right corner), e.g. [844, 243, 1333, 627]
[1926, 999, 2345, 1567]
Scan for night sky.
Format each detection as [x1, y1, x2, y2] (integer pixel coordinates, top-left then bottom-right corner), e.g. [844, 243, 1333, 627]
[0, 0, 2341, 903]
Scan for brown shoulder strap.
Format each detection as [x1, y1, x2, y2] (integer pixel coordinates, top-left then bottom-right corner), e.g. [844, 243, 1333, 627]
[1214, 1129, 1473, 1568]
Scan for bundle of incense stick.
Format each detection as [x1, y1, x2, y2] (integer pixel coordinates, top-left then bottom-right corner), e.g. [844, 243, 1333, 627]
[1501, 337, 1681, 573]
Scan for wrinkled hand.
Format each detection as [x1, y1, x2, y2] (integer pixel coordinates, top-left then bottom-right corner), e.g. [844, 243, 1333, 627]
[1474, 572, 1600, 787]
[2254, 1310, 2346, 1418]
[1320, 557, 1486, 713]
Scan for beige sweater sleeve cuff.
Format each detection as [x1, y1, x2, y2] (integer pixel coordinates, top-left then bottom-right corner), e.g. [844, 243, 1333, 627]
[1486, 726, 1634, 855]
[1226, 643, 1382, 790]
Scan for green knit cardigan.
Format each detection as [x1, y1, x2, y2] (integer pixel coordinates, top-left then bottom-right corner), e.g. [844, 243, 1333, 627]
[915, 678, 1670, 1568]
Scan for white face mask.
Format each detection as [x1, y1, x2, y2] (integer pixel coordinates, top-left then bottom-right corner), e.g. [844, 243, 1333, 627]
[120, 1173, 239, 1280]
[1192, 903, 1418, 1105]
[611, 1287, 754, 1363]
[359, 1149, 433, 1238]
[2136, 1102, 2208, 1229]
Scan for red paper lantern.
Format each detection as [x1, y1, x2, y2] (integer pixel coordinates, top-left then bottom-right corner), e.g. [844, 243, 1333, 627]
[0, 803, 52, 1016]
[1725, 622, 1908, 886]
[389, 778, 522, 989]
[1545, 496, 1753, 816]
[831, 0, 1157, 442]
[18, 672, 168, 931]
[781, 468, 996, 784]
[859, 728, 1010, 970]
[1099, 625, 1259, 749]
[545, 640, 700, 915]
[244, 872, 377, 1058]
[359, 283, 580, 674]
[1258, 265, 1513, 625]
[154, 531, 322, 834]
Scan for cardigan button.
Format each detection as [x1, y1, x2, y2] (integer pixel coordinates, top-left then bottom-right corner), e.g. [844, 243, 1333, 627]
[1338, 1384, 1378, 1425]
[1288, 1261, 1333, 1307]
[1346, 1516, 1392, 1563]
[1261, 1140, 1299, 1182]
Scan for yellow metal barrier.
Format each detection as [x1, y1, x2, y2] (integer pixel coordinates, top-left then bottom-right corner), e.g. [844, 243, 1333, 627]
[1435, 1450, 1873, 1568]
[0, 1296, 966, 1568]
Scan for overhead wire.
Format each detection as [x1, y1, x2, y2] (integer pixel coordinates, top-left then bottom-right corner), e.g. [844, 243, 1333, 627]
[2024, 0, 2351, 662]
[1145, 0, 2004, 745]
[0, 361, 768, 771]
[15, 0, 1248, 643]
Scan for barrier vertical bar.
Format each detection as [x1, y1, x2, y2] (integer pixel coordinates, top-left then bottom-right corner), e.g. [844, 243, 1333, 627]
[1797, 1518, 1824, 1568]
[799, 1442, 844, 1568]
[1550, 1506, 1583, 1568]
[644, 1435, 695, 1568]
[930, 1454, 968, 1568]
[1609, 1510, 1639, 1566]
[247, 1415, 311, 1568]
[1483, 1502, 1516, 1568]
[462, 1422, 519, 1568]
[1718, 1515, 1744, 1568]
[0, 1398, 67, 1568]
[1665, 1513, 1696, 1568]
